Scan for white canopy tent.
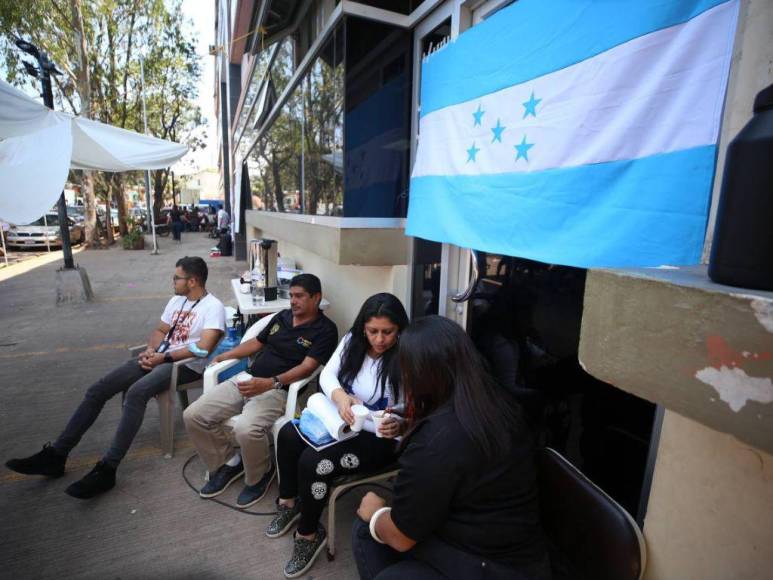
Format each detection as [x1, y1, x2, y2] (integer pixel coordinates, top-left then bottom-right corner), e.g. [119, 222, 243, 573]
[0, 78, 187, 226]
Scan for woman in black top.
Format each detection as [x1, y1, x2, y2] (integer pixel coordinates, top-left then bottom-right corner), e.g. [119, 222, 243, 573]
[352, 315, 551, 580]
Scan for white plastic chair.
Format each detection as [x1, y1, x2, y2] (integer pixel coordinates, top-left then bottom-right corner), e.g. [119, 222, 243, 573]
[202, 313, 323, 446]
[127, 346, 209, 459]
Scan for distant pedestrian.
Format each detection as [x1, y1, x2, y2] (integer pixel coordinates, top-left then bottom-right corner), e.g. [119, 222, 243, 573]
[217, 205, 230, 233]
[170, 205, 184, 242]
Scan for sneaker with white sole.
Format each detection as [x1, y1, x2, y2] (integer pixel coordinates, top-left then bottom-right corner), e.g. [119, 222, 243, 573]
[284, 523, 328, 578]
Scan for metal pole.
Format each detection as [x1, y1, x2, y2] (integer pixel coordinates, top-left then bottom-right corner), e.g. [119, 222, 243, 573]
[43, 213, 51, 253]
[38, 52, 75, 269]
[140, 56, 159, 255]
[1, 225, 8, 267]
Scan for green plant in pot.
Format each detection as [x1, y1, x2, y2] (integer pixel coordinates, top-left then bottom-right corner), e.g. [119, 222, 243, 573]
[123, 216, 145, 250]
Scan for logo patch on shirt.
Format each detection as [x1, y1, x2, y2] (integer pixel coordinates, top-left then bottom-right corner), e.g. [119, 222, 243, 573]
[269, 323, 280, 335]
[297, 337, 312, 348]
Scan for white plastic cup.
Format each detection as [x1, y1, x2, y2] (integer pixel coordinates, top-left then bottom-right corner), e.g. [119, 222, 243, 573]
[371, 410, 389, 438]
[351, 404, 369, 432]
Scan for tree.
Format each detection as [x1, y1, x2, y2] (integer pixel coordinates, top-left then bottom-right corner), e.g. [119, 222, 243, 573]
[0, 0, 101, 244]
[0, 0, 205, 239]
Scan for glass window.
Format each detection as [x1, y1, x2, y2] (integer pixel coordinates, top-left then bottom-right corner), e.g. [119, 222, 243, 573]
[344, 17, 411, 218]
[302, 26, 344, 215]
[250, 82, 302, 213]
[245, 19, 410, 218]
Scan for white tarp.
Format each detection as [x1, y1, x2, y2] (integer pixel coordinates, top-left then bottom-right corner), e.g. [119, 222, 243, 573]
[0, 79, 187, 224]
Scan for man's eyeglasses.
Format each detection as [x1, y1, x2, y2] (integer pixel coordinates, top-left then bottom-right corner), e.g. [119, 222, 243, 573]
[173, 275, 190, 282]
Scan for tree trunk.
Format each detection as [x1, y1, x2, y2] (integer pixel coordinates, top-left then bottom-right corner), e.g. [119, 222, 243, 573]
[81, 172, 99, 246]
[153, 169, 168, 221]
[271, 154, 285, 212]
[104, 197, 114, 245]
[112, 174, 128, 236]
[70, 0, 98, 246]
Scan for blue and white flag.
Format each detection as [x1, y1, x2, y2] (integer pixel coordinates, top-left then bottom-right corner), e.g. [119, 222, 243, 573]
[407, 0, 739, 267]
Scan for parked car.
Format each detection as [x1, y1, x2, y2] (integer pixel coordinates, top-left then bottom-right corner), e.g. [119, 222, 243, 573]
[6, 213, 85, 249]
[67, 206, 86, 223]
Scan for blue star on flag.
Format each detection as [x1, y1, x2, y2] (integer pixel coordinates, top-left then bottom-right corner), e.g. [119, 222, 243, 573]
[514, 136, 534, 162]
[491, 119, 506, 143]
[472, 104, 485, 126]
[467, 142, 481, 163]
[522, 91, 542, 118]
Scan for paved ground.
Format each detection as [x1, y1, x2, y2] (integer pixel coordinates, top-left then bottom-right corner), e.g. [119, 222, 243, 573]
[0, 233, 362, 579]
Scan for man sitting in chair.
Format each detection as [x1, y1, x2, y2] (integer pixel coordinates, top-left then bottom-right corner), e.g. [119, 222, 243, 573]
[184, 273, 338, 508]
[6, 256, 226, 499]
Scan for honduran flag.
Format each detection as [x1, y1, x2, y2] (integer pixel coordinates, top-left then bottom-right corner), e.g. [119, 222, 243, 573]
[407, 0, 739, 268]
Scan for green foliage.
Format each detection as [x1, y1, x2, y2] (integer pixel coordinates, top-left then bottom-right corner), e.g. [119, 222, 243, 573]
[0, 0, 205, 227]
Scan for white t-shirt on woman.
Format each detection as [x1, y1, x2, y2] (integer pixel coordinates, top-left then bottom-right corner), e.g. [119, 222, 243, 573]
[320, 333, 398, 435]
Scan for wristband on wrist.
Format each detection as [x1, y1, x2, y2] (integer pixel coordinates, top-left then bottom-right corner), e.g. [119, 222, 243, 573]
[369, 506, 392, 544]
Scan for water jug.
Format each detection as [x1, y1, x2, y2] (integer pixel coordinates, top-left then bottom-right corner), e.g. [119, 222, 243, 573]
[708, 83, 773, 290]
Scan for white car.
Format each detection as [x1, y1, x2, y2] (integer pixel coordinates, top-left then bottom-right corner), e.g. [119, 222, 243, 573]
[6, 213, 85, 249]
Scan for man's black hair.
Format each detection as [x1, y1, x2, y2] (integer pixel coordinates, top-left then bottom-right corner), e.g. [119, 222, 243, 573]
[290, 273, 321, 296]
[176, 256, 208, 285]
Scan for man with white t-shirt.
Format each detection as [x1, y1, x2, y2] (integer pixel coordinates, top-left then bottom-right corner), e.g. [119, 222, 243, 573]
[6, 256, 226, 499]
[216, 205, 230, 232]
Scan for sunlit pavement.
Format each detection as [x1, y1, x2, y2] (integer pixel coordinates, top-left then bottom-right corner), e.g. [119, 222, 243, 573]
[0, 232, 361, 579]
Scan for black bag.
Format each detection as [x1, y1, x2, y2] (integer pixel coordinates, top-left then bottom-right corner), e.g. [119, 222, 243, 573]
[218, 233, 233, 256]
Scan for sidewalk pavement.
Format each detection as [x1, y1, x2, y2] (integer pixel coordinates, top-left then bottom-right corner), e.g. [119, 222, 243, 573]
[0, 233, 361, 579]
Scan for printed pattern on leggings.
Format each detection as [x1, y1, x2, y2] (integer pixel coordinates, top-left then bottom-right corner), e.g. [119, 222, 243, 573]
[316, 459, 335, 475]
[311, 481, 328, 500]
[340, 453, 360, 469]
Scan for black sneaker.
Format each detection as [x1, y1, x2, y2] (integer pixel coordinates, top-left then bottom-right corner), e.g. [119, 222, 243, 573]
[64, 461, 116, 499]
[199, 461, 244, 498]
[236, 463, 276, 509]
[5, 443, 66, 478]
[284, 523, 328, 578]
[266, 498, 301, 538]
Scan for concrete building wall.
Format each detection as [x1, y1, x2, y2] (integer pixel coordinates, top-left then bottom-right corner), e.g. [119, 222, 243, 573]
[643, 411, 773, 580]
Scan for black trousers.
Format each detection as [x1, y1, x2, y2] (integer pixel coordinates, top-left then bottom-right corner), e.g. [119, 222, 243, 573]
[276, 421, 397, 535]
[53, 359, 199, 466]
[351, 518, 552, 580]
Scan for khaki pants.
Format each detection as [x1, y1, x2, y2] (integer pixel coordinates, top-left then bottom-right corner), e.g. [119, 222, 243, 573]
[183, 380, 287, 485]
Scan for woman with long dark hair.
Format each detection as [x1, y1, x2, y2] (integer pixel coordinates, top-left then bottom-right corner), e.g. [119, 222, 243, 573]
[353, 315, 551, 580]
[269, 293, 410, 578]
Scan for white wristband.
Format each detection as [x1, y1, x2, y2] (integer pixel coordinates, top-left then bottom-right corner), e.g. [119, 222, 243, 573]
[369, 507, 392, 544]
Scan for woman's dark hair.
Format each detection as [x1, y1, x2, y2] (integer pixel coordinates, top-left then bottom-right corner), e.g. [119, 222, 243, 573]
[338, 293, 410, 403]
[398, 315, 523, 460]
[176, 256, 208, 285]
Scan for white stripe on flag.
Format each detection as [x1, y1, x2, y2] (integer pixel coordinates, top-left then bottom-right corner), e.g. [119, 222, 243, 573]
[412, 1, 737, 178]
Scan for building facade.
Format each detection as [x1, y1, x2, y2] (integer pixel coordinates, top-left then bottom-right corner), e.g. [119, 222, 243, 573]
[213, 2, 773, 578]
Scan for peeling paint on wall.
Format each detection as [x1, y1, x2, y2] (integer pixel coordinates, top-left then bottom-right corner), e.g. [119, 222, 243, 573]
[750, 299, 773, 333]
[696, 366, 773, 412]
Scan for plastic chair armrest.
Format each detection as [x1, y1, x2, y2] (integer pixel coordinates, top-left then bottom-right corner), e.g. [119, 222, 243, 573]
[283, 365, 323, 423]
[129, 343, 148, 358]
[203, 359, 241, 392]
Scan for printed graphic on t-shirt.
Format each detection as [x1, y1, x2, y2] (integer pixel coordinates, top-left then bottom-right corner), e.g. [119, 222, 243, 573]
[170, 310, 198, 346]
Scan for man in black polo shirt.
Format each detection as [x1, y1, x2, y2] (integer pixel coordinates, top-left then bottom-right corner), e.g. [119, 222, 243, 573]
[184, 274, 337, 508]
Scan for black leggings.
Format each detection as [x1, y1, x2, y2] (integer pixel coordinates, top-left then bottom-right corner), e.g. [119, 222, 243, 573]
[276, 421, 397, 535]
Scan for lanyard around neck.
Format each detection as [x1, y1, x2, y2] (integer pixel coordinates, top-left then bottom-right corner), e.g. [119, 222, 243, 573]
[165, 294, 204, 341]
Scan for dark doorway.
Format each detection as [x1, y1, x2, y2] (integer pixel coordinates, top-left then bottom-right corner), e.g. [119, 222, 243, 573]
[467, 253, 658, 520]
